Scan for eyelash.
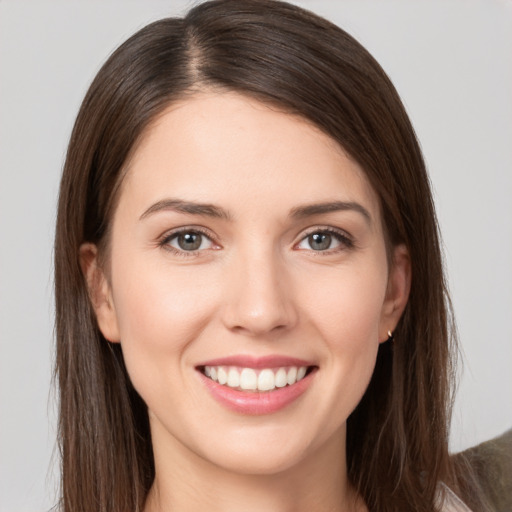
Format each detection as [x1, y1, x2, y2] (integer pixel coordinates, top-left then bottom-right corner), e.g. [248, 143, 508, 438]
[158, 226, 354, 257]
[158, 227, 218, 258]
[296, 227, 354, 253]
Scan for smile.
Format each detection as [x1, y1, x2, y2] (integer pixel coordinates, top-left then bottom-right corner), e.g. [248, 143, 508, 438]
[196, 356, 317, 415]
[201, 365, 309, 392]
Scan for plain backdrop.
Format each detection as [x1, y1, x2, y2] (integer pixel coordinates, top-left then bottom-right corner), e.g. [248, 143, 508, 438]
[1, 1, 511, 510]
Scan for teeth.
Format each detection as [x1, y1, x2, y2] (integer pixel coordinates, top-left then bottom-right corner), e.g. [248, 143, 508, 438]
[240, 368, 257, 390]
[286, 366, 297, 385]
[275, 368, 287, 388]
[217, 367, 228, 385]
[227, 368, 240, 388]
[257, 369, 275, 391]
[203, 365, 310, 392]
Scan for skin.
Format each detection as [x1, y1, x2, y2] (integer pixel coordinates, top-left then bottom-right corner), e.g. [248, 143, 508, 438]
[81, 91, 411, 512]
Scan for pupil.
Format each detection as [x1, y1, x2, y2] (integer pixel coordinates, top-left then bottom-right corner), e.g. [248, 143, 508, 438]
[178, 233, 201, 251]
[309, 233, 331, 251]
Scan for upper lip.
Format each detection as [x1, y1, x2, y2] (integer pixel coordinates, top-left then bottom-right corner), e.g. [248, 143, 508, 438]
[195, 355, 316, 369]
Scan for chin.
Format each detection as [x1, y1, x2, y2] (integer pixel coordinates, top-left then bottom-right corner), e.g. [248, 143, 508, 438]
[200, 441, 311, 477]
[188, 417, 344, 477]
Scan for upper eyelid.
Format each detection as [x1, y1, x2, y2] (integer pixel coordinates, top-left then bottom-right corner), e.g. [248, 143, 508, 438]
[297, 225, 353, 240]
[159, 225, 216, 241]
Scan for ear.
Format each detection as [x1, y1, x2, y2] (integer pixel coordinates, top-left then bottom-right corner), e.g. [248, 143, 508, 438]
[379, 244, 411, 343]
[79, 243, 120, 343]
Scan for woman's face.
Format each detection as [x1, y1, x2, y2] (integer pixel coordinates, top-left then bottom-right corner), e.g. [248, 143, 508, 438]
[85, 91, 409, 476]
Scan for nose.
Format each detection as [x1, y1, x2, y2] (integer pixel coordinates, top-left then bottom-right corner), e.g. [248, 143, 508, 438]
[221, 247, 298, 337]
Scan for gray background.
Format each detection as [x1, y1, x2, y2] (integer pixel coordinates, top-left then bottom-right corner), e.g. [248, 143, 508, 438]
[1, 1, 511, 510]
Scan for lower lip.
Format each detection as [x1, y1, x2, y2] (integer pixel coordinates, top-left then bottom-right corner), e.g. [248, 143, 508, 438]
[198, 369, 315, 415]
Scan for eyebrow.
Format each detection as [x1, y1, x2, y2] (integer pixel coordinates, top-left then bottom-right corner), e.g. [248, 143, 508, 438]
[290, 201, 372, 225]
[139, 199, 232, 221]
[139, 198, 371, 225]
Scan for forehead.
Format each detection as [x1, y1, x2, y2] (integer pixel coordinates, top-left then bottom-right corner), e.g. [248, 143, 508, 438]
[118, 91, 381, 225]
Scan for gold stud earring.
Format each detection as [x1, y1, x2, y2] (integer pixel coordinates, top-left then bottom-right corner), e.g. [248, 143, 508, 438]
[387, 330, 394, 343]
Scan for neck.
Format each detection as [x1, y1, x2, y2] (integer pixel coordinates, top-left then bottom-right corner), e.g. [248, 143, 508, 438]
[144, 422, 366, 512]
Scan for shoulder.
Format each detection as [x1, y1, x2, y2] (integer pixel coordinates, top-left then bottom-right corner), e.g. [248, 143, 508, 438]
[436, 482, 473, 512]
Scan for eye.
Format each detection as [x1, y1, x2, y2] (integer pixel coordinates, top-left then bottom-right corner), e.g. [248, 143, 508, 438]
[296, 229, 352, 252]
[163, 230, 215, 252]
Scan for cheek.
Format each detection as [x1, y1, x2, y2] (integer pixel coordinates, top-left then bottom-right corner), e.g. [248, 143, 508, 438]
[298, 259, 388, 401]
[304, 263, 388, 344]
[109, 254, 221, 379]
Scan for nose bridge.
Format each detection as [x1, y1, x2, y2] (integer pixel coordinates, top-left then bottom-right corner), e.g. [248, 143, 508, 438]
[223, 240, 296, 335]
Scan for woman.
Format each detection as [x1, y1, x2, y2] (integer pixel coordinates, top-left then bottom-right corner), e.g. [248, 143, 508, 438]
[54, 1, 489, 511]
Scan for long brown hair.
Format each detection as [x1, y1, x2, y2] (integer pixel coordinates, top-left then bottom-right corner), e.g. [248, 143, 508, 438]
[54, 1, 485, 511]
